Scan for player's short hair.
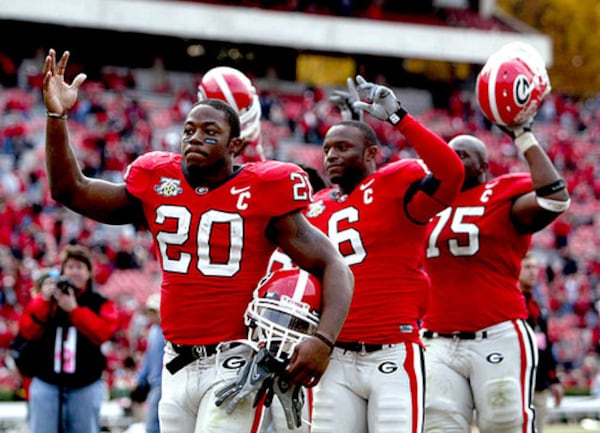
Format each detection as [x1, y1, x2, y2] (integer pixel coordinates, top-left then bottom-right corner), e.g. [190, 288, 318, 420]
[194, 98, 241, 140]
[338, 120, 378, 148]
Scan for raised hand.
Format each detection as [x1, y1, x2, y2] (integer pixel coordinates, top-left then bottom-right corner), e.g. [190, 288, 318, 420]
[496, 117, 537, 154]
[42, 49, 87, 116]
[352, 75, 404, 125]
[497, 116, 534, 140]
[330, 77, 363, 121]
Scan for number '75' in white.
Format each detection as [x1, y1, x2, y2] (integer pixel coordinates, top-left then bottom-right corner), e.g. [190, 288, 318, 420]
[426, 206, 485, 258]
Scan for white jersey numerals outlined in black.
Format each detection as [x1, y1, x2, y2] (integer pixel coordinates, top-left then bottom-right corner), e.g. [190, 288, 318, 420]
[426, 206, 485, 258]
[154, 171, 312, 276]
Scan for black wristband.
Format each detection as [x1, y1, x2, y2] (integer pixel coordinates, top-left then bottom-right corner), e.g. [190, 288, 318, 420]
[535, 179, 566, 197]
[387, 108, 407, 126]
[313, 332, 335, 352]
[31, 313, 46, 326]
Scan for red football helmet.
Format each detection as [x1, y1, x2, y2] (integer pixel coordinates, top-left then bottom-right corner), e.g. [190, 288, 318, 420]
[245, 269, 321, 361]
[197, 66, 262, 151]
[476, 42, 551, 127]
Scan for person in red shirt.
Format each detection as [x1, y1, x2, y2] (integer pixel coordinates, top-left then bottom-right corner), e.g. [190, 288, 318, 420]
[42, 49, 353, 433]
[306, 76, 464, 433]
[18, 244, 119, 433]
[12, 268, 54, 401]
[422, 125, 570, 432]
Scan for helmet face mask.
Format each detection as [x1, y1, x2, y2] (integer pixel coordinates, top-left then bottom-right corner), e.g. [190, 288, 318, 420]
[197, 66, 262, 144]
[476, 42, 551, 127]
[245, 269, 321, 362]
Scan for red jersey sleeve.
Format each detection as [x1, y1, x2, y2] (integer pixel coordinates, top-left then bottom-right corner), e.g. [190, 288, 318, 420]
[18, 295, 53, 340]
[124, 151, 179, 200]
[397, 114, 464, 221]
[69, 300, 120, 346]
[248, 161, 313, 217]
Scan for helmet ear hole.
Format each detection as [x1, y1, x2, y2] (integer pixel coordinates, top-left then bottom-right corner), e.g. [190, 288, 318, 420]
[244, 269, 322, 362]
[476, 42, 551, 127]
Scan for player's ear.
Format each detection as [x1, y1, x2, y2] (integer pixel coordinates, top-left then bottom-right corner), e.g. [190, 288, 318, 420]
[364, 144, 378, 162]
[229, 137, 246, 156]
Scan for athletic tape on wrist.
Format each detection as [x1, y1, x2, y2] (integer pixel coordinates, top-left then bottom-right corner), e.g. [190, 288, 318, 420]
[536, 196, 571, 213]
[387, 108, 407, 126]
[47, 111, 68, 120]
[514, 131, 539, 154]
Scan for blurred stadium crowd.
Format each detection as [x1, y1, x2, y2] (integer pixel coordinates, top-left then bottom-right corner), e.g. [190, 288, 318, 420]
[0, 45, 599, 402]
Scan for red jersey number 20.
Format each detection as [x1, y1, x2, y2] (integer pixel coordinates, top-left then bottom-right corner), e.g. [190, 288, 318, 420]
[155, 170, 312, 276]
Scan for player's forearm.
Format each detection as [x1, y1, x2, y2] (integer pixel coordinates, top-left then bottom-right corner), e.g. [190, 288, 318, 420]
[318, 258, 353, 342]
[46, 118, 137, 224]
[524, 144, 570, 202]
[45, 117, 88, 207]
[398, 114, 464, 203]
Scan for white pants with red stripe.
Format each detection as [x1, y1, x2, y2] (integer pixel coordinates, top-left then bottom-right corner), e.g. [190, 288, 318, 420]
[158, 342, 267, 433]
[311, 342, 425, 433]
[423, 319, 538, 433]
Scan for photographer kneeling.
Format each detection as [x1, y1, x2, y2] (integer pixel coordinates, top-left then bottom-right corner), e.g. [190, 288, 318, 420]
[18, 244, 120, 433]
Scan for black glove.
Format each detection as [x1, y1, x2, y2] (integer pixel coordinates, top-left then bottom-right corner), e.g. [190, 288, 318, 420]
[130, 382, 150, 403]
[254, 375, 305, 429]
[496, 116, 539, 154]
[330, 77, 363, 121]
[497, 116, 534, 140]
[352, 75, 406, 125]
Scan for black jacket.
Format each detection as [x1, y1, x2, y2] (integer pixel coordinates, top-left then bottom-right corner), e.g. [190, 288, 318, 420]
[525, 292, 560, 391]
[28, 291, 110, 388]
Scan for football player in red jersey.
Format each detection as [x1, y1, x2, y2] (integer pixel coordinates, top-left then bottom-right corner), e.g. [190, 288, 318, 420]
[42, 49, 353, 433]
[199, 66, 322, 433]
[421, 57, 570, 432]
[306, 76, 465, 433]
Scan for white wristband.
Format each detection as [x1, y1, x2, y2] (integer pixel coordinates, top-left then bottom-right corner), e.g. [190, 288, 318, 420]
[514, 131, 539, 154]
[536, 196, 571, 213]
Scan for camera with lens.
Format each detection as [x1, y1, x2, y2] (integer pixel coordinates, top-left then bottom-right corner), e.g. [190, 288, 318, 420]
[56, 276, 76, 294]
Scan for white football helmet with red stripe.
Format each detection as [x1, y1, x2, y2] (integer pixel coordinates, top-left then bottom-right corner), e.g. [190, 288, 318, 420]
[476, 42, 551, 127]
[245, 269, 321, 362]
[197, 66, 263, 158]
